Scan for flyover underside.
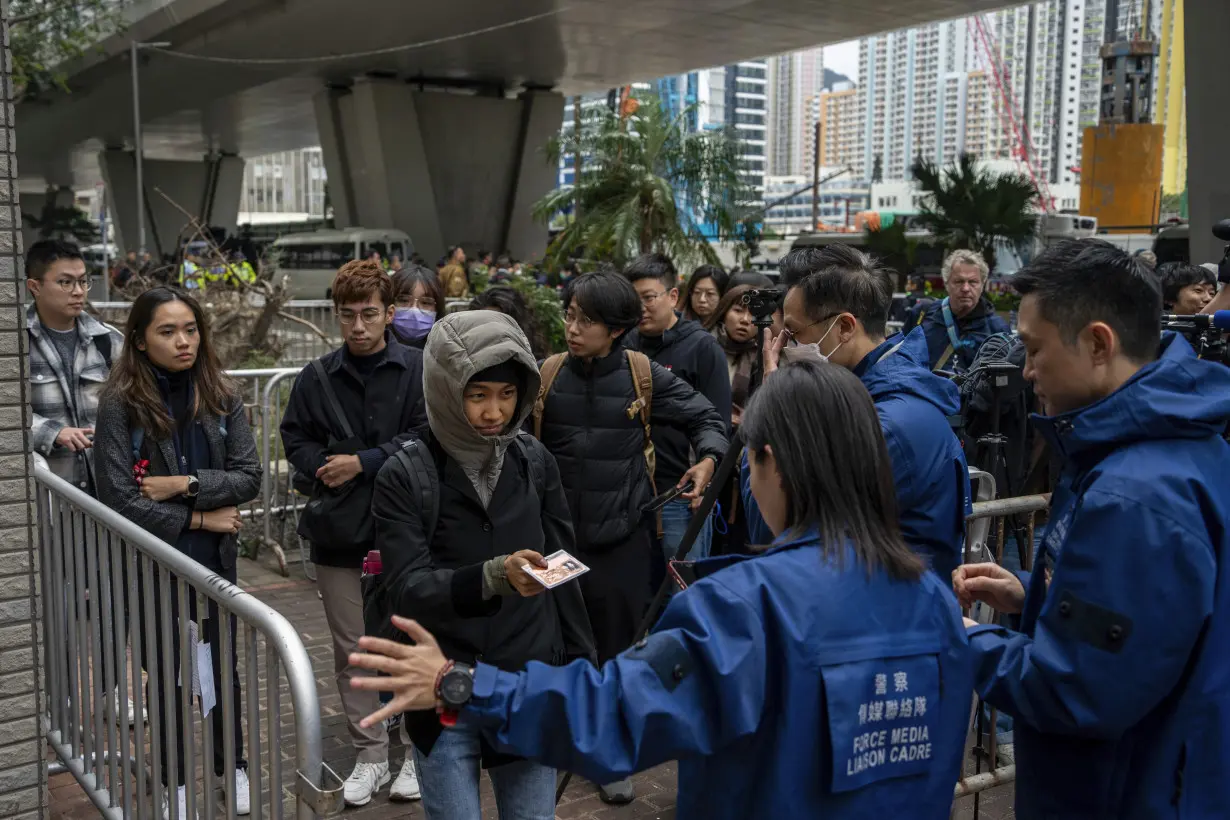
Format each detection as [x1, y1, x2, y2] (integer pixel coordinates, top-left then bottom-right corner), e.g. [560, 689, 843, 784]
[99, 152, 245, 256]
[315, 82, 563, 263]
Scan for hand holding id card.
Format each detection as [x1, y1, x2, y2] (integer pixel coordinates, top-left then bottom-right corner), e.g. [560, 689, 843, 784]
[524, 550, 590, 589]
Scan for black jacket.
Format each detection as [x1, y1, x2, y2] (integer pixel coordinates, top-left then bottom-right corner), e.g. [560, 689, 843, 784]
[624, 317, 733, 492]
[374, 432, 595, 760]
[538, 347, 728, 550]
[279, 334, 427, 565]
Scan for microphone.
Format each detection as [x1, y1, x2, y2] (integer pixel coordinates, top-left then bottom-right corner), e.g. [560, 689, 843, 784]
[1162, 311, 1230, 331]
[1213, 220, 1230, 243]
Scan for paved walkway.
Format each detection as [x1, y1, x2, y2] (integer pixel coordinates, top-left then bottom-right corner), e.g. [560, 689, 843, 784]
[47, 549, 1012, 819]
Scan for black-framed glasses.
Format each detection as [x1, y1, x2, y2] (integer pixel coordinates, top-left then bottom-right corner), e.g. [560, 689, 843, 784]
[52, 277, 92, 293]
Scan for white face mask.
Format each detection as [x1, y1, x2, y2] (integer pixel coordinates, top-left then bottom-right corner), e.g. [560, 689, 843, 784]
[785, 316, 844, 364]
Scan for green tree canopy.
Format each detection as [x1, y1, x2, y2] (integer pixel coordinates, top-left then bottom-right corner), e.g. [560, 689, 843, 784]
[534, 94, 753, 270]
[910, 153, 1039, 272]
[12, 0, 123, 98]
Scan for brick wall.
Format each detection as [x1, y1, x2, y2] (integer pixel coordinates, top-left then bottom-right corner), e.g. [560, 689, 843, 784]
[0, 0, 47, 813]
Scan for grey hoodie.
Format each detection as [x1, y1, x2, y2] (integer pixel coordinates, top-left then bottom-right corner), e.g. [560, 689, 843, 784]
[422, 310, 541, 508]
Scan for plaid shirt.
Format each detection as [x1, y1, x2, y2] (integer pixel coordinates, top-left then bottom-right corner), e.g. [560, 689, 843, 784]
[28, 303, 124, 491]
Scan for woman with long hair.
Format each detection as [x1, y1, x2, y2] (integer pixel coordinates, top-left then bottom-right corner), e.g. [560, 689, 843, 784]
[350, 359, 975, 819]
[680, 264, 728, 324]
[704, 284, 760, 554]
[95, 286, 261, 818]
[391, 265, 446, 348]
[470, 285, 550, 360]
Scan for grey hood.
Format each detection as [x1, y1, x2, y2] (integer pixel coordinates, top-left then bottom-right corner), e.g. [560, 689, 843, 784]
[422, 310, 541, 507]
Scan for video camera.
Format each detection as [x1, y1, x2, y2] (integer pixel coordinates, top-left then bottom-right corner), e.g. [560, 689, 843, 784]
[1162, 311, 1230, 366]
[740, 287, 784, 326]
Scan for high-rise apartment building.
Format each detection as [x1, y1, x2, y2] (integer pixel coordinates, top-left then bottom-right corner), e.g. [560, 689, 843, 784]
[812, 87, 860, 171]
[854, 0, 1103, 191]
[767, 48, 825, 177]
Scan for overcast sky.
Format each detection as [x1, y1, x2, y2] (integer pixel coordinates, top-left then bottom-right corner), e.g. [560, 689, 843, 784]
[823, 41, 860, 82]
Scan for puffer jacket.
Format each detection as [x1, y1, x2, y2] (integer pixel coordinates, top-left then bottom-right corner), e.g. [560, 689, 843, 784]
[537, 345, 728, 550]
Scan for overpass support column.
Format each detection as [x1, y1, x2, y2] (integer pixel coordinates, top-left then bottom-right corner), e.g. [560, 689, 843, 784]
[314, 80, 563, 263]
[98, 151, 245, 258]
[1185, 0, 1230, 264]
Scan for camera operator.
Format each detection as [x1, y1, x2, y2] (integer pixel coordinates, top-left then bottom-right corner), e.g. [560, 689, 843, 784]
[750, 249, 970, 581]
[1159, 262, 1217, 314]
[953, 238, 1230, 818]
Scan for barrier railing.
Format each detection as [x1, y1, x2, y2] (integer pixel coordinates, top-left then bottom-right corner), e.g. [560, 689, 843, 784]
[953, 492, 1050, 810]
[36, 462, 342, 819]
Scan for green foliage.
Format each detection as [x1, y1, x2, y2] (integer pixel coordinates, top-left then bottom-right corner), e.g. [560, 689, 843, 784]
[864, 222, 923, 285]
[23, 200, 99, 244]
[11, 0, 124, 98]
[910, 153, 1040, 272]
[986, 289, 1021, 312]
[470, 269, 566, 355]
[1160, 191, 1186, 219]
[535, 94, 754, 271]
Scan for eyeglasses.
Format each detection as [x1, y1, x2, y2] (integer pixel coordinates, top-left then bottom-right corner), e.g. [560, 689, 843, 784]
[336, 308, 384, 325]
[785, 313, 839, 346]
[639, 290, 670, 307]
[51, 277, 91, 293]
[564, 309, 597, 330]
[398, 297, 437, 311]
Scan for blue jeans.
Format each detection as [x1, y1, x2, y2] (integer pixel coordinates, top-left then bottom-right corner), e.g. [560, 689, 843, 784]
[660, 497, 712, 562]
[414, 723, 555, 820]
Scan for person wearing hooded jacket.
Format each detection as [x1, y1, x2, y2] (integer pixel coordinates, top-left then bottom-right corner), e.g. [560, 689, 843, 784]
[953, 240, 1230, 819]
[743, 256, 970, 580]
[622, 253, 732, 562]
[371, 310, 596, 820]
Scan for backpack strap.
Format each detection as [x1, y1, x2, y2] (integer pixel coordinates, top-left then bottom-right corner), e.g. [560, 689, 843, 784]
[512, 433, 547, 500]
[533, 353, 568, 440]
[624, 350, 662, 537]
[93, 333, 113, 369]
[624, 350, 656, 482]
[311, 358, 356, 440]
[391, 439, 439, 545]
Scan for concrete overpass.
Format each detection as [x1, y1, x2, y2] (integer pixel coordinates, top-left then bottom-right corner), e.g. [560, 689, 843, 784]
[14, 0, 1230, 265]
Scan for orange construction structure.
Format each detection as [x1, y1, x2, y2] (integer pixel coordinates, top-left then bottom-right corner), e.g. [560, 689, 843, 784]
[1080, 123, 1164, 233]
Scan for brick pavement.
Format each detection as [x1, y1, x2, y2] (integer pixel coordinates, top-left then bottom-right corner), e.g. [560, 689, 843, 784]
[47, 549, 1014, 819]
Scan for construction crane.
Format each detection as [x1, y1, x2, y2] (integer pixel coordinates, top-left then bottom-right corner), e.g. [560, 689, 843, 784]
[969, 14, 1056, 212]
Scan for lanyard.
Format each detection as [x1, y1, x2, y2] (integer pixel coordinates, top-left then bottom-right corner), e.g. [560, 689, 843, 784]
[941, 298, 974, 351]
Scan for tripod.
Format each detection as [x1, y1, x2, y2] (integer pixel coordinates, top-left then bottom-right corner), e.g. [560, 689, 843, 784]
[554, 307, 776, 805]
[969, 361, 1032, 573]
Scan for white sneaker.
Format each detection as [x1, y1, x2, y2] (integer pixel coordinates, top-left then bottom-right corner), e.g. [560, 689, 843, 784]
[232, 768, 251, 815]
[343, 760, 390, 807]
[389, 757, 421, 802]
[113, 685, 146, 726]
[161, 785, 199, 820]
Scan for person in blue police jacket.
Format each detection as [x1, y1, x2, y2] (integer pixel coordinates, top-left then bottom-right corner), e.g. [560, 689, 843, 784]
[348, 359, 977, 820]
[953, 239, 1230, 819]
[741, 250, 970, 578]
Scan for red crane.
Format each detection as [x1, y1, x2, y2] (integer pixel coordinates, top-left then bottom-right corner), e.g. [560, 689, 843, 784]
[969, 14, 1055, 211]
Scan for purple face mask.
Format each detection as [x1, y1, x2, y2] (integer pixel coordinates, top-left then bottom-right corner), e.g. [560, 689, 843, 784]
[393, 307, 435, 340]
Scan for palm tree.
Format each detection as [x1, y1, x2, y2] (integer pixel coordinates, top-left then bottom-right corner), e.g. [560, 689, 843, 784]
[534, 94, 753, 270]
[910, 153, 1039, 271]
[23, 200, 99, 244]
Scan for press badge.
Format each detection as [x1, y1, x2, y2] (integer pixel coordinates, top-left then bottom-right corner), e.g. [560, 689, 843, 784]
[820, 653, 940, 793]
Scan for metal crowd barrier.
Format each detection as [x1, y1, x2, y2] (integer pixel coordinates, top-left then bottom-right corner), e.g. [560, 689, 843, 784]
[35, 462, 342, 819]
[953, 492, 1051, 811]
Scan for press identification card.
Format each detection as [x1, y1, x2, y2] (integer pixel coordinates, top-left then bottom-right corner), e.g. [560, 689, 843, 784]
[525, 550, 590, 589]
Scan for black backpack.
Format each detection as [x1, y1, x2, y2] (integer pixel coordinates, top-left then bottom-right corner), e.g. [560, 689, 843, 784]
[361, 433, 548, 641]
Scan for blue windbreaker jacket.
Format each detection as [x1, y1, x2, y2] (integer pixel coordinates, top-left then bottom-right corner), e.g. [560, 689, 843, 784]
[743, 329, 970, 578]
[968, 334, 1230, 819]
[912, 298, 1011, 372]
[462, 532, 976, 819]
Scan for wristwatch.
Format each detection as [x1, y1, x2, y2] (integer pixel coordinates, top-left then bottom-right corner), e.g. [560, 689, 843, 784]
[438, 662, 475, 708]
[185, 475, 200, 498]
